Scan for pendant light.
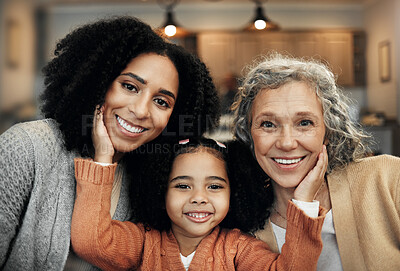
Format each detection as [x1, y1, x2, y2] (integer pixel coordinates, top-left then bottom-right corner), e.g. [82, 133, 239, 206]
[157, 0, 189, 38]
[244, 0, 279, 31]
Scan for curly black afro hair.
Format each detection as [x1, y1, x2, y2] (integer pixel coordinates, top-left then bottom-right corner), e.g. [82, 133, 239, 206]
[129, 138, 273, 234]
[40, 16, 220, 157]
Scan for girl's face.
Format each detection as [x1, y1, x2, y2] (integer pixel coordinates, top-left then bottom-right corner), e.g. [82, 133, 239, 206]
[103, 53, 179, 153]
[166, 150, 230, 242]
[250, 81, 326, 189]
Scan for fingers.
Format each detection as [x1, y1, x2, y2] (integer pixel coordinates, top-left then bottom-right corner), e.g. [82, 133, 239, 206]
[93, 105, 103, 129]
[92, 105, 114, 163]
[293, 145, 328, 202]
[311, 145, 328, 186]
[92, 105, 106, 137]
[315, 145, 327, 180]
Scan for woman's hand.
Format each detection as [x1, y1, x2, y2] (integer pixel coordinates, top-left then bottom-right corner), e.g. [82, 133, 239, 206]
[92, 106, 114, 163]
[294, 145, 328, 202]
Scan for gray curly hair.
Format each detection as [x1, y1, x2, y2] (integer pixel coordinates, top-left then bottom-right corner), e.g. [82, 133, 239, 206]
[232, 53, 371, 173]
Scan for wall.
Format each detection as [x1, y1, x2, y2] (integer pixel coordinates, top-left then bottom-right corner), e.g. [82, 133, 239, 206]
[0, 0, 36, 112]
[396, 0, 400, 123]
[364, 0, 398, 120]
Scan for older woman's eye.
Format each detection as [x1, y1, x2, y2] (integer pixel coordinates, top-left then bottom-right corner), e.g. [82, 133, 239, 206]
[122, 83, 138, 92]
[261, 121, 275, 128]
[299, 120, 313, 126]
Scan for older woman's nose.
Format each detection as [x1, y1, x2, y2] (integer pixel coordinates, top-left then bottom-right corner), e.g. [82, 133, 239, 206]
[276, 126, 298, 151]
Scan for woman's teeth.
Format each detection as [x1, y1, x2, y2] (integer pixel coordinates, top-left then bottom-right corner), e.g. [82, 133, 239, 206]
[117, 116, 144, 133]
[274, 157, 302, 165]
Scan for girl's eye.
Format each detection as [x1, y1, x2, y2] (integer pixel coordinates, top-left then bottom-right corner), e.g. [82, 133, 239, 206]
[122, 82, 138, 92]
[261, 121, 275, 128]
[299, 120, 313, 126]
[154, 98, 170, 108]
[175, 184, 190, 189]
[208, 184, 224, 190]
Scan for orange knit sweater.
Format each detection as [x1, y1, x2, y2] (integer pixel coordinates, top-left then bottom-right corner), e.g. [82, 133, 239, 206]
[71, 158, 327, 271]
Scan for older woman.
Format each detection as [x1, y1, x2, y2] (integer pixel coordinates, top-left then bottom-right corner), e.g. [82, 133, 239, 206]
[233, 53, 400, 270]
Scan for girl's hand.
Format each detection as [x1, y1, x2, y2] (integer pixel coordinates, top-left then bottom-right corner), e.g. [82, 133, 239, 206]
[92, 106, 114, 163]
[293, 145, 328, 202]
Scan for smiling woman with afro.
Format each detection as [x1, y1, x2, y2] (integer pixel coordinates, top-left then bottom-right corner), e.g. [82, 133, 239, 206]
[0, 16, 220, 270]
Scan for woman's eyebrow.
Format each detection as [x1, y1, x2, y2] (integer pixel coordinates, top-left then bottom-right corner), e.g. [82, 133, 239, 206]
[159, 89, 176, 101]
[295, 111, 319, 118]
[120, 73, 176, 101]
[120, 72, 146, 84]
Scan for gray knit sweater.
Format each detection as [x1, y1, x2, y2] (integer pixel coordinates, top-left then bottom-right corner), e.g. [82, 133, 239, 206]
[0, 119, 133, 270]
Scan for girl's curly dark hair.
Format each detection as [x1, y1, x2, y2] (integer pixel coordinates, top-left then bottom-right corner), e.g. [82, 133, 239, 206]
[129, 138, 272, 233]
[40, 16, 220, 156]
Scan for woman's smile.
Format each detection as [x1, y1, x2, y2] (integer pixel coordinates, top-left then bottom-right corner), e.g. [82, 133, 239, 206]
[116, 115, 147, 135]
[271, 156, 305, 170]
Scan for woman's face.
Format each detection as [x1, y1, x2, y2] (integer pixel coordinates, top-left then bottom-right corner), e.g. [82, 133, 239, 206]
[250, 81, 326, 188]
[103, 53, 179, 153]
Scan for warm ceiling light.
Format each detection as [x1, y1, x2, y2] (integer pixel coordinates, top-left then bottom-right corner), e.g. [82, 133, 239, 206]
[157, 0, 189, 38]
[244, 0, 279, 31]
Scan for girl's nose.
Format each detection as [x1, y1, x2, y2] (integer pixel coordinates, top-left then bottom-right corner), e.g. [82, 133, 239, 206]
[190, 188, 208, 205]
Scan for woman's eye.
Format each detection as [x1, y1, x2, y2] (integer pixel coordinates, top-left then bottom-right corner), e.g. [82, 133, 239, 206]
[261, 121, 275, 128]
[299, 120, 313, 126]
[154, 98, 170, 108]
[122, 83, 138, 92]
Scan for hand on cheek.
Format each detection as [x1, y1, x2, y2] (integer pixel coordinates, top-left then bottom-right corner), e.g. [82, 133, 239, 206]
[92, 105, 115, 163]
[294, 145, 328, 202]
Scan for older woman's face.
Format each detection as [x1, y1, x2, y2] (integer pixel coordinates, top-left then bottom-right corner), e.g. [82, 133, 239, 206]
[103, 53, 179, 153]
[250, 81, 326, 188]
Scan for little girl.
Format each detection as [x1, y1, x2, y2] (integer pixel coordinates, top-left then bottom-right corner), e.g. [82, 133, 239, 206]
[71, 112, 327, 271]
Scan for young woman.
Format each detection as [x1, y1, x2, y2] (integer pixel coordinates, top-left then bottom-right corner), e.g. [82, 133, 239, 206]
[0, 16, 219, 270]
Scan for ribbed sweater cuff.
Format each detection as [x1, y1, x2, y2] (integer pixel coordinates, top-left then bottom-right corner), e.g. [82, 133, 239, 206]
[74, 158, 117, 185]
[286, 200, 327, 234]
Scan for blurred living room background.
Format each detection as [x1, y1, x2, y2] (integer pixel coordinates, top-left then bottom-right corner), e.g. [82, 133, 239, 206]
[0, 0, 399, 156]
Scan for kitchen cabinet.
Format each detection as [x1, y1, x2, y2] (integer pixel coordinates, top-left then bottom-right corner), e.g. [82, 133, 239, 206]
[197, 30, 361, 88]
[197, 32, 237, 84]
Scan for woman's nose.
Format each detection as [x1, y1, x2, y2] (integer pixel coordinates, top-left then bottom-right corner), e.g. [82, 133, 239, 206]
[128, 94, 150, 119]
[190, 188, 208, 205]
[276, 126, 298, 150]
